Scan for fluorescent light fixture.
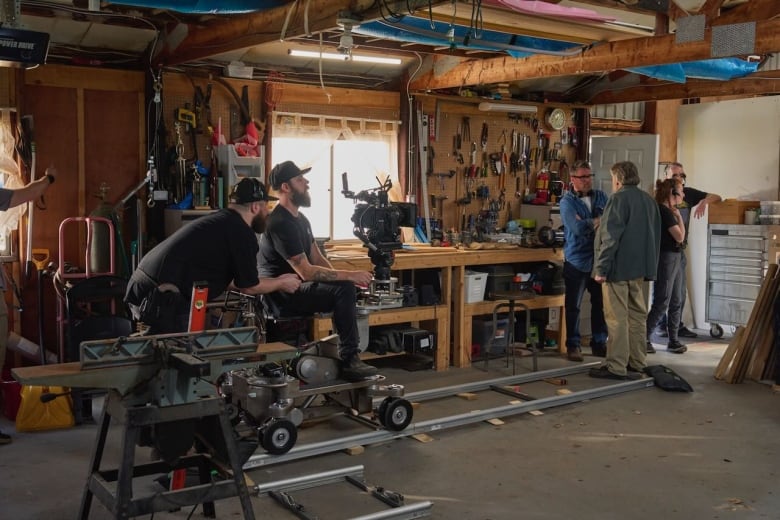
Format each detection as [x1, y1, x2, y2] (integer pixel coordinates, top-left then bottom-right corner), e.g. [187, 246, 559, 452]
[478, 102, 538, 114]
[288, 49, 401, 65]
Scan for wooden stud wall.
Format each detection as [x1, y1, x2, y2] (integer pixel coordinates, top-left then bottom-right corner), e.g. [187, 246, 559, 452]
[420, 98, 578, 234]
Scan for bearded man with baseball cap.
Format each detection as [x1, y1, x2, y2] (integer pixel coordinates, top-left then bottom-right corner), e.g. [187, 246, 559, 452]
[258, 161, 378, 381]
[125, 177, 301, 334]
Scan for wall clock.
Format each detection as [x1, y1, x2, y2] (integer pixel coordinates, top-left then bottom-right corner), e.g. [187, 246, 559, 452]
[546, 108, 566, 131]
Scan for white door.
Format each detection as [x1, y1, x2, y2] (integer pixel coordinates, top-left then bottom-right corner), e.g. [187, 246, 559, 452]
[590, 134, 659, 195]
[576, 134, 659, 339]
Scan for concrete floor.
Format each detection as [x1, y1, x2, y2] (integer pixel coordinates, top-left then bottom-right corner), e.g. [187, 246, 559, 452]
[1, 331, 779, 520]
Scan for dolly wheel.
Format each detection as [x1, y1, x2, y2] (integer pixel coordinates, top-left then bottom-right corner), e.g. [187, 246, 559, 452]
[710, 324, 724, 339]
[260, 419, 297, 455]
[379, 397, 413, 431]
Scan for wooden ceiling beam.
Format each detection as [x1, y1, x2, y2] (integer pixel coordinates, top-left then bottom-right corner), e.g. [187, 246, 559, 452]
[587, 69, 780, 104]
[410, 17, 780, 91]
[155, 0, 450, 66]
[426, 7, 650, 44]
[711, 0, 780, 26]
[700, 0, 726, 23]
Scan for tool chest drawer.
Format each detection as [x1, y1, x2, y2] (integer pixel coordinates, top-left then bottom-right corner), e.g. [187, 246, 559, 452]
[706, 224, 769, 330]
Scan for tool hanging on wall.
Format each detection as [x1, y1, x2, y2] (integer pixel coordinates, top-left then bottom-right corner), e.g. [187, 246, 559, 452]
[174, 122, 187, 204]
[416, 107, 432, 242]
[509, 130, 519, 176]
[468, 142, 478, 178]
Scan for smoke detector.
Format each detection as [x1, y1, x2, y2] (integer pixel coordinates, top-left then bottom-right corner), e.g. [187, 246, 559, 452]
[337, 11, 361, 56]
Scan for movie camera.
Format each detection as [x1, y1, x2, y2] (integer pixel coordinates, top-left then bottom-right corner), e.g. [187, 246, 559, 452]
[342, 173, 416, 307]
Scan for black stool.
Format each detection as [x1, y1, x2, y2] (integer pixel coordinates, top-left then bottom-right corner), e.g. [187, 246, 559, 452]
[486, 290, 539, 374]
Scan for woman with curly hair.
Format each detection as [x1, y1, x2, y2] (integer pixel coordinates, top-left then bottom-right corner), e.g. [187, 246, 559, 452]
[646, 178, 687, 354]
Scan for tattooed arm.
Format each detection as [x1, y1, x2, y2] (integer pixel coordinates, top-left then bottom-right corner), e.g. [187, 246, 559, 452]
[287, 252, 373, 286]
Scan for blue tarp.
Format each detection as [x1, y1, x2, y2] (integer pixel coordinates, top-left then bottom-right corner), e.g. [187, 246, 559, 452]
[628, 58, 759, 83]
[109, 1, 285, 14]
[355, 16, 581, 58]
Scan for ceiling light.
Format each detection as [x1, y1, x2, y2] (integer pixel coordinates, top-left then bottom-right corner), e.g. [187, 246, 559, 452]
[288, 49, 401, 65]
[478, 102, 538, 114]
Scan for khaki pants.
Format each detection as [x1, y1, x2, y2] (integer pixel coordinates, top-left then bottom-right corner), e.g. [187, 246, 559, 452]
[603, 279, 647, 376]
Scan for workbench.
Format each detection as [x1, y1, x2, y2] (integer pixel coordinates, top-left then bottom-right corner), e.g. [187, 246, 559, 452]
[318, 245, 565, 371]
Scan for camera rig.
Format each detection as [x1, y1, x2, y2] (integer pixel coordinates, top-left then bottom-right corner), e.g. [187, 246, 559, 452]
[342, 173, 416, 308]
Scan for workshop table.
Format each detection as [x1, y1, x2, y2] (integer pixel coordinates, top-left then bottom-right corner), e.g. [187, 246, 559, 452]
[322, 245, 565, 370]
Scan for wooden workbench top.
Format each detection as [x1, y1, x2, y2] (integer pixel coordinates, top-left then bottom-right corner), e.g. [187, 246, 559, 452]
[328, 245, 562, 270]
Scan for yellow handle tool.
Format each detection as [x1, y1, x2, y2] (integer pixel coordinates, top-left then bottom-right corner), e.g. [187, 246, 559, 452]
[31, 248, 49, 271]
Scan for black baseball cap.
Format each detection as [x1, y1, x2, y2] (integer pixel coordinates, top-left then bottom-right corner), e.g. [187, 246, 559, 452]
[269, 161, 312, 190]
[229, 178, 277, 204]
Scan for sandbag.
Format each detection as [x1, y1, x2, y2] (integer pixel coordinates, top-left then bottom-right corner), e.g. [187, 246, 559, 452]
[643, 365, 694, 392]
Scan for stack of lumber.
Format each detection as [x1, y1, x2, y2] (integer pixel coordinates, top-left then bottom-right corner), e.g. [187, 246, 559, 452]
[714, 264, 780, 383]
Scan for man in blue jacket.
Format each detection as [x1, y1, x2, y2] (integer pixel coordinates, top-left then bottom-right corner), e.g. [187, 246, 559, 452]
[559, 160, 609, 361]
[592, 161, 661, 380]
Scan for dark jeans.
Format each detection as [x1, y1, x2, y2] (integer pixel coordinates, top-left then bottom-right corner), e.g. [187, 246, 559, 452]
[563, 261, 608, 351]
[658, 249, 688, 330]
[126, 270, 190, 336]
[264, 281, 360, 359]
[647, 251, 682, 342]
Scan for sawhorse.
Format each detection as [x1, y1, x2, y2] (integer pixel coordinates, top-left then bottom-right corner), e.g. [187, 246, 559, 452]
[78, 390, 255, 519]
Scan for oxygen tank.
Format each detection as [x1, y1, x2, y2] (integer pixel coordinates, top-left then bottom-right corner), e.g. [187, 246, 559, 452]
[89, 183, 113, 274]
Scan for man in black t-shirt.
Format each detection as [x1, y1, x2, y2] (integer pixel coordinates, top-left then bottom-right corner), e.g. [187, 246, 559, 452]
[655, 162, 722, 339]
[258, 161, 377, 381]
[125, 178, 301, 334]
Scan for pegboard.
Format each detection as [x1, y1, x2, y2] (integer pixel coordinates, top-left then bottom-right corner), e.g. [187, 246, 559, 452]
[420, 98, 579, 235]
[159, 72, 266, 204]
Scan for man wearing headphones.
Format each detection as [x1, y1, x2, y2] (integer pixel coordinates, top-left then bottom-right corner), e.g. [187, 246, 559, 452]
[125, 178, 301, 334]
[559, 160, 609, 361]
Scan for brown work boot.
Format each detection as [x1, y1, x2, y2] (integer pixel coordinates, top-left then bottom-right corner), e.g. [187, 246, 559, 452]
[566, 348, 584, 362]
[341, 356, 378, 381]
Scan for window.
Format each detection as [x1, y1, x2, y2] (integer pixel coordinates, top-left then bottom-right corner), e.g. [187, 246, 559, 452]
[271, 113, 399, 241]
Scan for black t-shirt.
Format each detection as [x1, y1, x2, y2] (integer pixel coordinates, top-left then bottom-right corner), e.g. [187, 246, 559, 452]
[659, 204, 681, 253]
[679, 186, 707, 236]
[257, 205, 315, 277]
[127, 209, 259, 304]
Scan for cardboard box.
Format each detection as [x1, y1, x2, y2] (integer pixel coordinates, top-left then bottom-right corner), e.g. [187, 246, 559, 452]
[708, 199, 760, 225]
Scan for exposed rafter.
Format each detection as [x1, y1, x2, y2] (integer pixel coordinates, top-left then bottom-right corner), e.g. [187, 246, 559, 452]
[154, 0, 451, 66]
[712, 0, 780, 26]
[587, 69, 780, 104]
[410, 17, 780, 91]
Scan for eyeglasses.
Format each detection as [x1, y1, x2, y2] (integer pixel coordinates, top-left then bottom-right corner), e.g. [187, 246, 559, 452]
[571, 174, 594, 179]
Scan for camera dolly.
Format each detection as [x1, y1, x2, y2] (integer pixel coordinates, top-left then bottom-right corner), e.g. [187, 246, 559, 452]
[220, 333, 414, 455]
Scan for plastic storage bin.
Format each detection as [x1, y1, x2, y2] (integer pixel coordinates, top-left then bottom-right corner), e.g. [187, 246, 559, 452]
[464, 271, 487, 303]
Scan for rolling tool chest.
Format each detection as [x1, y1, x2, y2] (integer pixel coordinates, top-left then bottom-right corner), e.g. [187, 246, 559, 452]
[706, 224, 769, 338]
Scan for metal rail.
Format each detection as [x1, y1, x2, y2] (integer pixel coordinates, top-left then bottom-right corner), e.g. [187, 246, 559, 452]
[254, 465, 433, 519]
[245, 363, 654, 469]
